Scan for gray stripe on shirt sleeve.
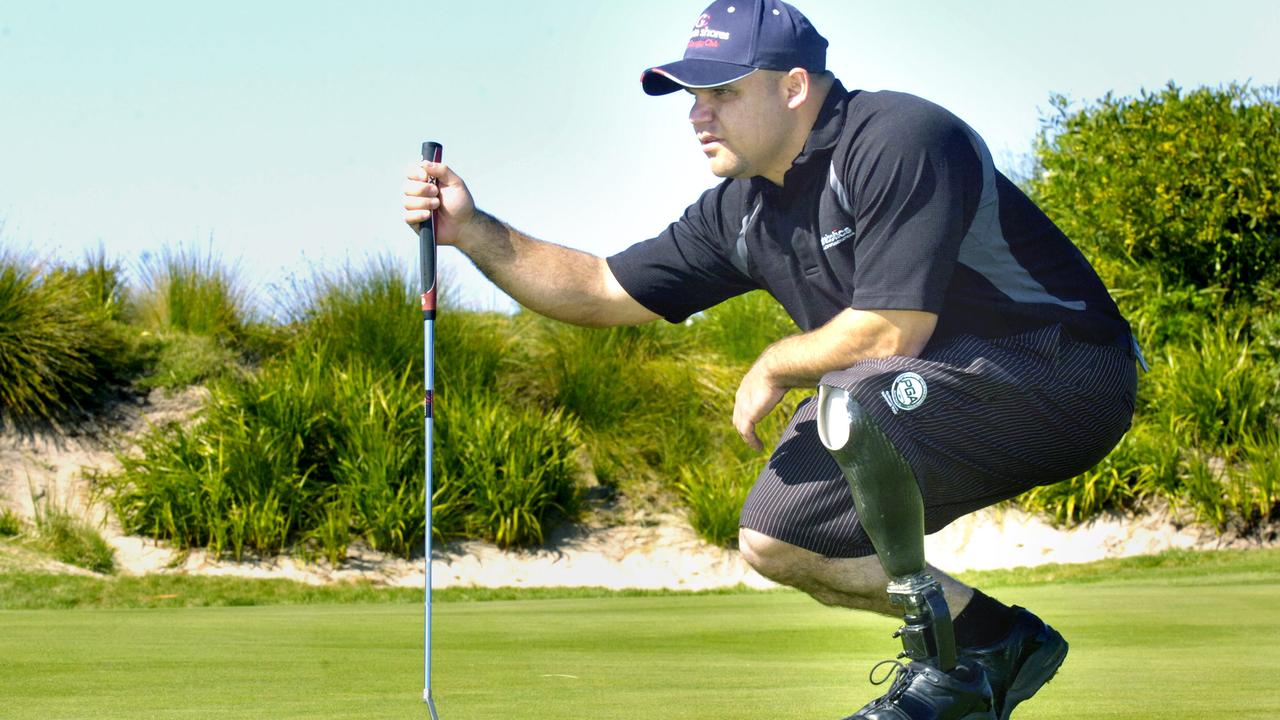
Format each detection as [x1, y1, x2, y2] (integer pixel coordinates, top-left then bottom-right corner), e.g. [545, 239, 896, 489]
[732, 199, 763, 276]
[828, 161, 855, 217]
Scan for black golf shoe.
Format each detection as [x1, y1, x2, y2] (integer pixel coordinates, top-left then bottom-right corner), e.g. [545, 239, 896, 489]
[840, 660, 995, 720]
[958, 607, 1068, 720]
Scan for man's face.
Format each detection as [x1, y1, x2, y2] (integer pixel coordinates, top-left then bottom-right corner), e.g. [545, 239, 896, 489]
[687, 70, 794, 181]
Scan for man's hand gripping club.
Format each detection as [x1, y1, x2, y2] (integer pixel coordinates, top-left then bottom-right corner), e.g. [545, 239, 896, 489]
[405, 159, 475, 249]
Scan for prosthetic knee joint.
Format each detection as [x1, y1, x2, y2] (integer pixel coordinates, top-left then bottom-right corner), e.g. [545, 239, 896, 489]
[816, 384, 956, 671]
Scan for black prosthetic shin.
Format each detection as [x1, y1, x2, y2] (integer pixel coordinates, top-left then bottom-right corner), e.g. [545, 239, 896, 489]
[816, 384, 957, 671]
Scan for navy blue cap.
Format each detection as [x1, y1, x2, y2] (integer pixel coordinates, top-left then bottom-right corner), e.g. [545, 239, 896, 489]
[642, 0, 828, 96]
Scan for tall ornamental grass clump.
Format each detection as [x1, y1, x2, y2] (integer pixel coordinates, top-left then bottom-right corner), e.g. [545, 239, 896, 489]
[287, 258, 421, 375]
[290, 258, 513, 391]
[109, 348, 582, 557]
[508, 318, 697, 486]
[125, 243, 254, 390]
[676, 462, 754, 548]
[0, 507, 24, 536]
[502, 292, 810, 547]
[30, 491, 116, 574]
[134, 244, 249, 338]
[689, 290, 796, 365]
[108, 349, 347, 559]
[0, 249, 134, 421]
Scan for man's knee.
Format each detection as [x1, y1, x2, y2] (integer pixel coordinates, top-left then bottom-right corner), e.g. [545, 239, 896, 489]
[738, 527, 796, 583]
[738, 527, 883, 594]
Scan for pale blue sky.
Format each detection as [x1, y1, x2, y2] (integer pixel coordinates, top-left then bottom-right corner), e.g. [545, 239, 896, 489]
[2, 1, 1278, 313]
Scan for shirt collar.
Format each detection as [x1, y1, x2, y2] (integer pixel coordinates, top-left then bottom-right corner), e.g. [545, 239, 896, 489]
[788, 77, 849, 163]
[789, 78, 849, 172]
[748, 78, 849, 196]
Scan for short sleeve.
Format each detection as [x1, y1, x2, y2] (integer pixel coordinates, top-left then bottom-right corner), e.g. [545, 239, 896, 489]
[606, 181, 758, 323]
[844, 101, 983, 313]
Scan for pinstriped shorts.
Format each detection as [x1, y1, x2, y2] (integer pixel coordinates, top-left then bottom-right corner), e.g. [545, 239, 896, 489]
[739, 324, 1137, 558]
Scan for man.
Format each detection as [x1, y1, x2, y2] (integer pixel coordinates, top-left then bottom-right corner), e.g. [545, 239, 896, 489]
[403, 2, 1138, 718]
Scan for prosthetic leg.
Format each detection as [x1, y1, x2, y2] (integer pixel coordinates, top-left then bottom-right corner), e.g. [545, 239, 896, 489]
[816, 384, 956, 672]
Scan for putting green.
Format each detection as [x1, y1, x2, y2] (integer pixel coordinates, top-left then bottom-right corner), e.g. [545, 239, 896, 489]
[2, 570, 1277, 719]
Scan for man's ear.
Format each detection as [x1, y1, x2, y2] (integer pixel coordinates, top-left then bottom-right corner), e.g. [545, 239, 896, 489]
[784, 68, 811, 110]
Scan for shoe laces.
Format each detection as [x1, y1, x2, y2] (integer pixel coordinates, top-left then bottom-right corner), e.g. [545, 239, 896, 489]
[868, 659, 915, 704]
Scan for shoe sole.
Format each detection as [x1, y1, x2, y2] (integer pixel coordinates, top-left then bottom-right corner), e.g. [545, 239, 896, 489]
[1000, 629, 1069, 720]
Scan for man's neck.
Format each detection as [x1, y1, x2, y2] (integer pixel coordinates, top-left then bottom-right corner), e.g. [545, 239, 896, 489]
[762, 79, 834, 186]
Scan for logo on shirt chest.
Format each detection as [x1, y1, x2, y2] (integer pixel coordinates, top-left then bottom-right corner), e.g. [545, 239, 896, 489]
[821, 226, 854, 251]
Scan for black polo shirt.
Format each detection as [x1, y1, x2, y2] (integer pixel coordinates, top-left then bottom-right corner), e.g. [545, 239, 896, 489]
[606, 79, 1131, 350]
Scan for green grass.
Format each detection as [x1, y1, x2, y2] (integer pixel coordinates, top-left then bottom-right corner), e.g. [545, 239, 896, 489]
[0, 569, 771, 610]
[1, 548, 1277, 719]
[3, 547, 1275, 610]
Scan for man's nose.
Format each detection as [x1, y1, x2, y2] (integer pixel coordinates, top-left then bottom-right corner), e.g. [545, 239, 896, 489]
[689, 99, 713, 126]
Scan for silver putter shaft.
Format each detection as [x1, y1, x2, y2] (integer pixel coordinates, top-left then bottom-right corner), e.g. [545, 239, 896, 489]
[419, 140, 443, 720]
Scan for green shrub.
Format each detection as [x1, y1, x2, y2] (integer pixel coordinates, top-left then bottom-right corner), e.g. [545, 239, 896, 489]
[286, 257, 514, 400]
[107, 334, 584, 556]
[32, 499, 115, 574]
[1030, 82, 1280, 301]
[516, 318, 690, 431]
[1141, 313, 1276, 447]
[434, 306, 513, 396]
[1099, 259, 1227, 350]
[508, 318, 694, 487]
[108, 348, 343, 558]
[331, 364, 423, 557]
[0, 507, 24, 536]
[435, 389, 581, 548]
[1234, 432, 1280, 527]
[134, 331, 238, 390]
[133, 244, 249, 339]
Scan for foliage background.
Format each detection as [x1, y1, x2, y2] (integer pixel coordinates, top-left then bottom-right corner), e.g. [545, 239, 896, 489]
[1, 82, 1277, 561]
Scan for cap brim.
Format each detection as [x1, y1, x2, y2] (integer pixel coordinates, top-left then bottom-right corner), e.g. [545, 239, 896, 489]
[641, 60, 758, 96]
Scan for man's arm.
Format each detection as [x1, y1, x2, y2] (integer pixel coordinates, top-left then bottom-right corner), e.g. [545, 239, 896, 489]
[453, 210, 660, 327]
[404, 160, 660, 328]
[733, 308, 937, 450]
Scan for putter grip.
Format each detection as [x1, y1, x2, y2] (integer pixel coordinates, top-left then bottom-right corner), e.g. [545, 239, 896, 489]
[419, 141, 443, 315]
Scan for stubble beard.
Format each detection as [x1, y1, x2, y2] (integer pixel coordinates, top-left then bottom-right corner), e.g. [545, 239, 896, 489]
[708, 148, 751, 179]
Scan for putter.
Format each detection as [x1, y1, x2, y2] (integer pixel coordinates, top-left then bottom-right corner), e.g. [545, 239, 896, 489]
[420, 140, 443, 720]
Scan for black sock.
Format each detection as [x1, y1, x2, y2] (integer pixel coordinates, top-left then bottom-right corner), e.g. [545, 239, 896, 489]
[953, 590, 1018, 648]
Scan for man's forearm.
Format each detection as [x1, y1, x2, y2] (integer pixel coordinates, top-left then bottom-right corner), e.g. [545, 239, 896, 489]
[755, 308, 938, 388]
[455, 210, 651, 327]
